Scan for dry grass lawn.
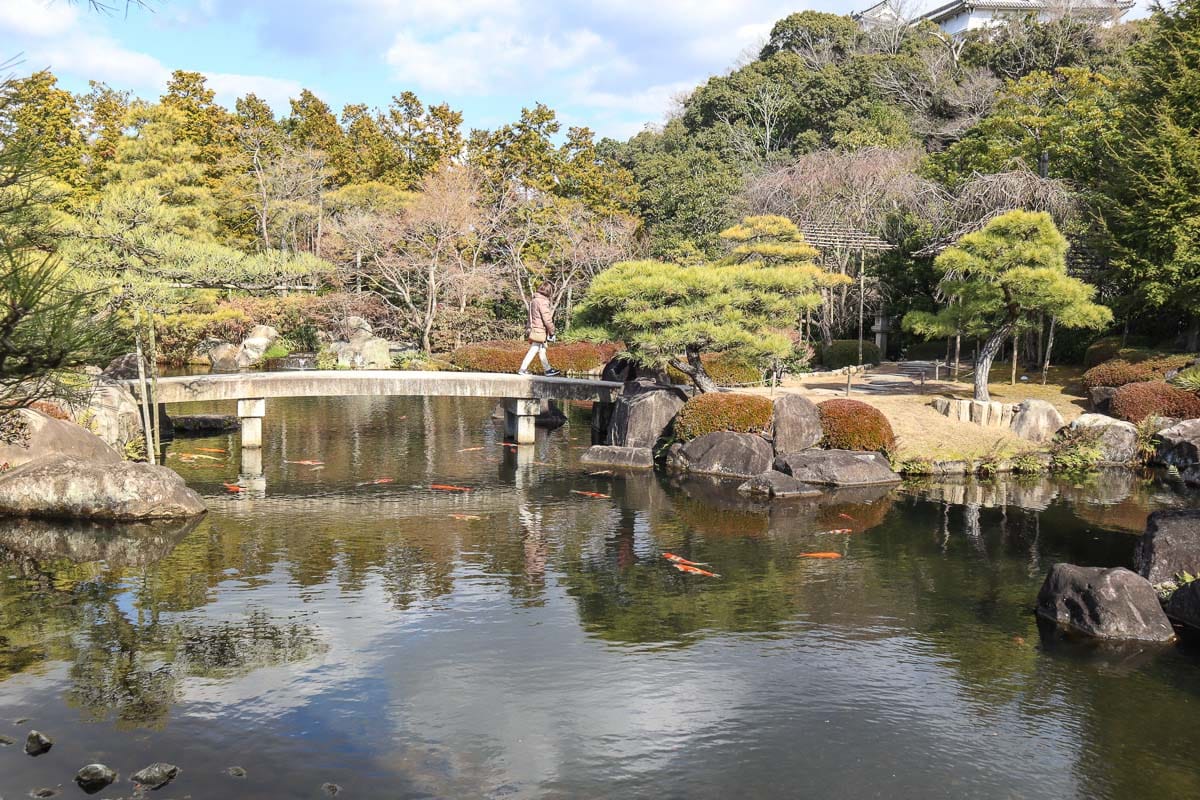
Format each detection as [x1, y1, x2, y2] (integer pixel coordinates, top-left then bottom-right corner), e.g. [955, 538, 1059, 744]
[746, 361, 1091, 461]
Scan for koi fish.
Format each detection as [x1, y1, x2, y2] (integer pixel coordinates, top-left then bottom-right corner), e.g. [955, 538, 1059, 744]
[371, 477, 395, 485]
[672, 563, 720, 578]
[800, 552, 843, 559]
[816, 528, 853, 535]
[588, 470, 613, 477]
[457, 447, 485, 452]
[310, 465, 325, 471]
[837, 513, 856, 522]
[223, 483, 243, 493]
[184, 453, 221, 460]
[663, 552, 709, 567]
[196, 447, 226, 454]
[450, 514, 481, 521]
[284, 459, 324, 466]
[572, 490, 610, 499]
[430, 483, 470, 492]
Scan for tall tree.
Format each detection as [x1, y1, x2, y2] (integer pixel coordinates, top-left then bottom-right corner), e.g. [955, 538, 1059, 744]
[0, 71, 87, 196]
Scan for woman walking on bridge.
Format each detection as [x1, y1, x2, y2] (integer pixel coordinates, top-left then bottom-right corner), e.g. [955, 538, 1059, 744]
[518, 284, 561, 376]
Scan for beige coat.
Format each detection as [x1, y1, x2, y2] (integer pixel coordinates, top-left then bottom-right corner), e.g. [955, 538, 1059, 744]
[528, 294, 555, 339]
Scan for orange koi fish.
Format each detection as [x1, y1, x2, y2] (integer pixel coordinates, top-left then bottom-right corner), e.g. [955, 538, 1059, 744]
[572, 490, 610, 499]
[222, 483, 243, 493]
[662, 552, 709, 567]
[457, 447, 485, 452]
[450, 514, 481, 521]
[284, 459, 324, 466]
[816, 529, 853, 535]
[800, 552, 843, 559]
[672, 563, 720, 578]
[196, 447, 227, 454]
[430, 483, 470, 492]
[837, 513, 856, 522]
[184, 453, 221, 460]
[371, 477, 395, 484]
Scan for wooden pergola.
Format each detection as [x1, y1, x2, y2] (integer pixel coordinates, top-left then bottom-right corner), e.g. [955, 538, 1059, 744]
[795, 221, 895, 364]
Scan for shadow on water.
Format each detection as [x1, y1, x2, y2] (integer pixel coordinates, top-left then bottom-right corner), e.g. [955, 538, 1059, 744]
[0, 395, 1199, 799]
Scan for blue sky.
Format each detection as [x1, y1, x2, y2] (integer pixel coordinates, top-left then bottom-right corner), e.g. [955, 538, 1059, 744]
[1, 0, 1151, 141]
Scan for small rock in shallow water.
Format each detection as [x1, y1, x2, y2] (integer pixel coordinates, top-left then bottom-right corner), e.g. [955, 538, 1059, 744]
[131, 763, 179, 789]
[29, 789, 59, 799]
[225, 767, 247, 779]
[322, 783, 342, 796]
[74, 764, 117, 793]
[23, 731, 52, 756]
[14, 718, 29, 725]
[0, 734, 14, 746]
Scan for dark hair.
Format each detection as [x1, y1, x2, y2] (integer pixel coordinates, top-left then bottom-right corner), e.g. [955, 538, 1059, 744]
[537, 283, 553, 297]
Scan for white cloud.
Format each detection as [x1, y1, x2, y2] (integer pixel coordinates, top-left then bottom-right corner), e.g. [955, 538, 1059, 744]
[205, 72, 303, 113]
[35, 33, 171, 89]
[0, 0, 78, 38]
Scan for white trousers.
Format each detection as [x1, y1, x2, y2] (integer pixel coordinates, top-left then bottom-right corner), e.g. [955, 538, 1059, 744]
[520, 342, 551, 372]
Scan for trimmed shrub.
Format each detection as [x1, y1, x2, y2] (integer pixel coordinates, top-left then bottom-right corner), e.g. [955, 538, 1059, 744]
[448, 340, 622, 374]
[668, 353, 765, 386]
[819, 339, 881, 369]
[818, 399, 896, 454]
[1082, 354, 1195, 390]
[674, 392, 774, 442]
[1110, 380, 1200, 423]
[154, 308, 254, 366]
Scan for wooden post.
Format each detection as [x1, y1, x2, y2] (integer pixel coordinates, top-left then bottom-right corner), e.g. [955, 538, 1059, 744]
[133, 314, 155, 465]
[845, 369, 852, 397]
[147, 316, 161, 457]
[857, 251, 865, 365]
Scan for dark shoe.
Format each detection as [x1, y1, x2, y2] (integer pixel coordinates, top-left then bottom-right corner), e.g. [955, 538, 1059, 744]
[544, 368, 561, 377]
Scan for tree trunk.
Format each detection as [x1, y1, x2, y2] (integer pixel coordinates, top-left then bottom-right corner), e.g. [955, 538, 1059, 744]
[1187, 317, 1199, 352]
[1011, 328, 1019, 385]
[953, 332, 961, 382]
[974, 323, 1012, 402]
[1041, 316, 1057, 385]
[670, 346, 719, 393]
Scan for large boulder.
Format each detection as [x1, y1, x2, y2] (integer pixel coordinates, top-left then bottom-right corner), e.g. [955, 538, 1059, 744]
[607, 380, 687, 448]
[0, 455, 206, 520]
[1089, 386, 1118, 415]
[75, 378, 142, 449]
[331, 337, 391, 369]
[580, 445, 654, 470]
[771, 394, 822, 453]
[1035, 564, 1175, 642]
[338, 316, 374, 342]
[668, 431, 773, 479]
[101, 353, 145, 381]
[236, 324, 279, 369]
[0, 409, 120, 469]
[773, 449, 900, 487]
[1070, 413, 1139, 465]
[737, 470, 822, 499]
[1010, 399, 1065, 442]
[1184, 465, 1200, 488]
[1134, 509, 1200, 585]
[1154, 419, 1200, 467]
[208, 342, 240, 372]
[1165, 581, 1200, 631]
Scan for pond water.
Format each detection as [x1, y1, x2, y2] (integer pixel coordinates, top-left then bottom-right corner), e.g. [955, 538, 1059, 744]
[2, 396, 1200, 799]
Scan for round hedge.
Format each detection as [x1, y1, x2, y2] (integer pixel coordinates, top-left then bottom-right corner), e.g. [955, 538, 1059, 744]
[1083, 335, 1153, 368]
[818, 399, 896, 454]
[674, 392, 774, 442]
[448, 340, 622, 374]
[1082, 353, 1196, 390]
[1110, 380, 1200, 423]
[667, 353, 764, 387]
[820, 339, 881, 370]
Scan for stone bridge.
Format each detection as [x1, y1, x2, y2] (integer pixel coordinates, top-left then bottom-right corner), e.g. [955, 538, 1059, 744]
[148, 370, 623, 448]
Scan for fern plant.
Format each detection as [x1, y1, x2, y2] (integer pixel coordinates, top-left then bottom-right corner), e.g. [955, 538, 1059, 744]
[1170, 365, 1200, 392]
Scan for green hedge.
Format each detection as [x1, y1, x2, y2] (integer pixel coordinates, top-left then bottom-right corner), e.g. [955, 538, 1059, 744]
[667, 353, 764, 386]
[674, 392, 774, 441]
[818, 399, 895, 454]
[820, 339, 881, 369]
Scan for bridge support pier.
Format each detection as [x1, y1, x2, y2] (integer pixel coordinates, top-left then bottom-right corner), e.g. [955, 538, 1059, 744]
[503, 398, 540, 445]
[238, 398, 266, 449]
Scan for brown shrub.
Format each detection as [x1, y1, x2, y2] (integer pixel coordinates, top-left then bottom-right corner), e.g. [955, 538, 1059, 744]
[818, 399, 896, 454]
[674, 393, 774, 441]
[1082, 354, 1195, 390]
[668, 353, 764, 387]
[1110, 381, 1200, 423]
[448, 340, 622, 374]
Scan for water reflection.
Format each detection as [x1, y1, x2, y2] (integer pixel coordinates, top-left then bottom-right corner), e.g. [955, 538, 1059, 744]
[0, 396, 1198, 799]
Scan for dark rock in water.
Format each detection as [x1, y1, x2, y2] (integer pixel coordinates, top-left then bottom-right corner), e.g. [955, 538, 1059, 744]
[535, 400, 567, 430]
[74, 764, 117, 793]
[322, 782, 342, 796]
[23, 730, 52, 756]
[1155, 419, 1200, 467]
[0, 734, 13, 745]
[1165, 581, 1200, 631]
[131, 762, 179, 790]
[1134, 509, 1200, 585]
[601, 355, 640, 383]
[738, 470, 822, 499]
[773, 449, 901, 487]
[590, 401, 615, 445]
[225, 766, 247, 779]
[1184, 465, 1200, 488]
[580, 445, 653, 470]
[172, 414, 238, 435]
[668, 431, 774, 479]
[607, 380, 687, 448]
[30, 788, 59, 798]
[771, 394, 822, 454]
[1089, 386, 1118, 414]
[0, 456, 206, 521]
[1036, 564, 1175, 642]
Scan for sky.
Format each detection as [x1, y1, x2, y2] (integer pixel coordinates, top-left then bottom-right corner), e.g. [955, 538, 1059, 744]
[0, 0, 1153, 141]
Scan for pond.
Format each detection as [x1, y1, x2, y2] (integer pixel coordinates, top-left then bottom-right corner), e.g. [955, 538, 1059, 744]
[1, 396, 1199, 799]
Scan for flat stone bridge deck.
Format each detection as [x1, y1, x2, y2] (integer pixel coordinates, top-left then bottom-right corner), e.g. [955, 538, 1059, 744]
[149, 370, 623, 447]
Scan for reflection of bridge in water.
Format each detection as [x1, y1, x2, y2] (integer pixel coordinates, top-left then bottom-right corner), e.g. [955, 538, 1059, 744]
[144, 371, 623, 488]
